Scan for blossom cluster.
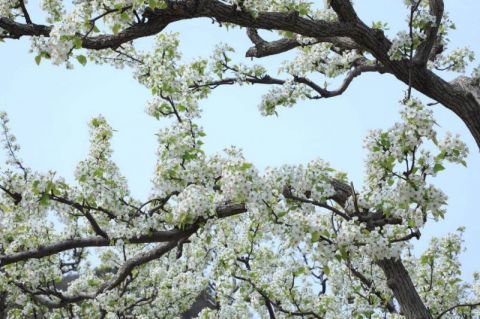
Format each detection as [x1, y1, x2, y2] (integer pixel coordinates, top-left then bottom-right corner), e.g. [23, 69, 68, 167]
[1, 0, 479, 317]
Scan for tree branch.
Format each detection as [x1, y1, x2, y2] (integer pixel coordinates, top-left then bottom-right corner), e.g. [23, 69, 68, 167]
[346, 261, 397, 313]
[436, 301, 480, 319]
[18, 0, 32, 24]
[377, 258, 433, 319]
[0, 202, 246, 266]
[414, 0, 444, 66]
[16, 240, 179, 309]
[330, 0, 359, 22]
[282, 186, 352, 221]
[83, 210, 109, 239]
[0, 0, 353, 48]
[97, 241, 178, 293]
[245, 27, 363, 59]
[190, 62, 386, 101]
[389, 229, 421, 243]
[245, 28, 301, 58]
[293, 63, 387, 98]
[0, 230, 183, 266]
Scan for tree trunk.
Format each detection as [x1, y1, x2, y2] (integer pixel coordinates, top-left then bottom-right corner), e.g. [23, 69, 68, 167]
[377, 258, 433, 319]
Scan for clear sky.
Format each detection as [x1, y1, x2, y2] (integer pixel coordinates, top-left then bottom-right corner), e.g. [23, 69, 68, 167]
[0, 1, 479, 279]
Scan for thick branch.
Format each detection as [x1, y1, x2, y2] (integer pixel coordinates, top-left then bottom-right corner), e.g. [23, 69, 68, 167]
[22, 241, 179, 309]
[97, 240, 179, 293]
[390, 63, 480, 150]
[245, 27, 362, 59]
[377, 258, 433, 319]
[413, 0, 444, 66]
[0, 17, 50, 38]
[0, 230, 184, 266]
[245, 28, 300, 58]
[330, 0, 359, 22]
[1, 0, 352, 50]
[6, 204, 248, 309]
[0, 202, 246, 266]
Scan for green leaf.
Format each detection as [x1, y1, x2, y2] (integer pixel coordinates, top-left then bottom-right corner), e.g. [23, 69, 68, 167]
[39, 193, 49, 206]
[436, 150, 446, 161]
[32, 180, 40, 194]
[76, 55, 87, 66]
[35, 55, 42, 65]
[157, 1, 168, 9]
[164, 212, 173, 223]
[384, 155, 395, 171]
[112, 24, 121, 34]
[182, 151, 198, 161]
[205, 234, 212, 245]
[433, 163, 445, 173]
[294, 267, 306, 276]
[91, 118, 101, 127]
[335, 171, 348, 182]
[323, 265, 330, 276]
[93, 168, 104, 177]
[176, 104, 186, 112]
[420, 255, 431, 265]
[179, 213, 187, 226]
[338, 246, 349, 261]
[297, 3, 310, 15]
[73, 37, 82, 49]
[277, 210, 287, 218]
[60, 35, 71, 42]
[239, 162, 253, 171]
[311, 230, 320, 243]
[407, 219, 416, 228]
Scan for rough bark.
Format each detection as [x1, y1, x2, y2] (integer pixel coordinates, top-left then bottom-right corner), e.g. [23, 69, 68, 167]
[377, 258, 433, 319]
[387, 61, 480, 149]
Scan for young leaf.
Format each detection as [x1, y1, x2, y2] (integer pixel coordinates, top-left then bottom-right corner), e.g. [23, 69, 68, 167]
[76, 55, 87, 66]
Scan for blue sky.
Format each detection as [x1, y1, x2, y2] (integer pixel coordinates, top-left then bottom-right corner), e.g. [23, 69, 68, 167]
[0, 1, 479, 279]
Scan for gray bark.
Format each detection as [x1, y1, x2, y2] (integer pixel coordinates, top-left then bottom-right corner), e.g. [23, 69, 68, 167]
[377, 258, 433, 319]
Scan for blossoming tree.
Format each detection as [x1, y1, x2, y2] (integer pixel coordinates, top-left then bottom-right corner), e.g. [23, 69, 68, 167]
[0, 1, 479, 318]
